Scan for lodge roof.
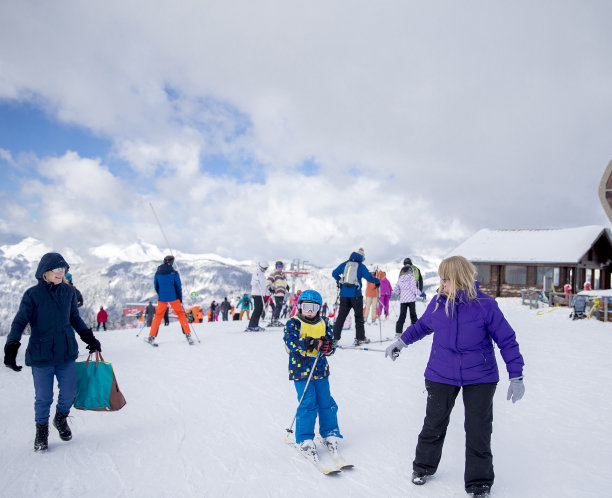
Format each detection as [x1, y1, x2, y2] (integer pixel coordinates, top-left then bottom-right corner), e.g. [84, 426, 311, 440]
[446, 226, 612, 265]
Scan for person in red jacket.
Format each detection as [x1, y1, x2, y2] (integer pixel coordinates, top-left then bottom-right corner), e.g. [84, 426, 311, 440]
[96, 306, 108, 331]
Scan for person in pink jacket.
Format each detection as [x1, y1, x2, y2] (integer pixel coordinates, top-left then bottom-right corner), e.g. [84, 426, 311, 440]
[377, 271, 393, 320]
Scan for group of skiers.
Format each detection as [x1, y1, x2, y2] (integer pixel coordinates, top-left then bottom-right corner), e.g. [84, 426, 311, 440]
[3, 249, 525, 497]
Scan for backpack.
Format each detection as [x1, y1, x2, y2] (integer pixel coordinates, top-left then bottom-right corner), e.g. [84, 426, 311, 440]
[341, 261, 360, 288]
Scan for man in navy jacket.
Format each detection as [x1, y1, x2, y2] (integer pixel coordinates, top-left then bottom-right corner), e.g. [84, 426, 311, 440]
[331, 249, 380, 345]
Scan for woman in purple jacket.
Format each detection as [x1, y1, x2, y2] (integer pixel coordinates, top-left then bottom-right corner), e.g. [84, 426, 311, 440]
[385, 256, 525, 498]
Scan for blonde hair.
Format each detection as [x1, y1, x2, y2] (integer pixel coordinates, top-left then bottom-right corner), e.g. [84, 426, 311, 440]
[435, 256, 478, 316]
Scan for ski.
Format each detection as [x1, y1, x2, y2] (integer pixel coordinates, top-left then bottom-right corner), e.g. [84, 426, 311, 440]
[145, 338, 159, 347]
[316, 436, 354, 470]
[368, 337, 394, 344]
[283, 437, 341, 475]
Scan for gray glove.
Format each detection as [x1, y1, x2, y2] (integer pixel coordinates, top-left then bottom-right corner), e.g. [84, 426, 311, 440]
[384, 338, 407, 361]
[506, 377, 525, 403]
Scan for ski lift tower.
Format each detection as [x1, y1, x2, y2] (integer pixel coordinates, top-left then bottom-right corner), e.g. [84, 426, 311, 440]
[285, 259, 310, 294]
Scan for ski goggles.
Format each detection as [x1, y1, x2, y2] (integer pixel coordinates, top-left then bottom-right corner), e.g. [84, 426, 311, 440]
[50, 267, 67, 274]
[300, 302, 321, 314]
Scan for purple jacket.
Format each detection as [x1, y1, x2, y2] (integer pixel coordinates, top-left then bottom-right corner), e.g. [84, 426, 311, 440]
[400, 284, 524, 386]
[379, 277, 392, 296]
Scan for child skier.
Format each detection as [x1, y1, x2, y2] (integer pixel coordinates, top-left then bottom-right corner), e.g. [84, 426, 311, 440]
[283, 290, 343, 463]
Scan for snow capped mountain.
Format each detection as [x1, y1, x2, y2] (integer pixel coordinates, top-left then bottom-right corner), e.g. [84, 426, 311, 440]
[0, 238, 441, 335]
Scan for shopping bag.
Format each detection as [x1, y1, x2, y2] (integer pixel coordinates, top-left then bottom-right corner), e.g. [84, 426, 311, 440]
[74, 352, 126, 411]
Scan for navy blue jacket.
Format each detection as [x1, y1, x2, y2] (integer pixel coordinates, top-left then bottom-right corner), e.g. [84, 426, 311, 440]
[154, 263, 183, 302]
[7, 253, 91, 367]
[332, 252, 380, 298]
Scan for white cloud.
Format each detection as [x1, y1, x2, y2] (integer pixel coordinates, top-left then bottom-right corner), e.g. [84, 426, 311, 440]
[0, 1, 611, 263]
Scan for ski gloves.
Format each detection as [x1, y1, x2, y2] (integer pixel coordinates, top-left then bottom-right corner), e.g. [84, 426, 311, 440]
[80, 329, 102, 354]
[303, 337, 334, 356]
[507, 376, 525, 403]
[4, 341, 22, 372]
[384, 338, 407, 361]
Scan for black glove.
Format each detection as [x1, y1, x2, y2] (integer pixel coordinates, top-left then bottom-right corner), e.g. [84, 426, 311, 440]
[336, 281, 341, 289]
[4, 341, 22, 372]
[80, 329, 102, 353]
[303, 336, 317, 351]
[375, 283, 380, 288]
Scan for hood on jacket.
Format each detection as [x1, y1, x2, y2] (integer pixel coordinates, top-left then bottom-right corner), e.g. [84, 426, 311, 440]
[156, 263, 176, 275]
[348, 251, 365, 263]
[35, 252, 69, 280]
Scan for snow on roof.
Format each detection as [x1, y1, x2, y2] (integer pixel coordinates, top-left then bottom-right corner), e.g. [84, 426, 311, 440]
[446, 226, 611, 264]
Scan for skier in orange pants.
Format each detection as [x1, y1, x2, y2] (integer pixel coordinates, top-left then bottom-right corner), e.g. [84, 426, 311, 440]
[148, 255, 194, 346]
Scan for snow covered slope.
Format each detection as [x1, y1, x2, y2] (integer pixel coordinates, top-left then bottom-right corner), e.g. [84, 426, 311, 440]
[1, 299, 610, 497]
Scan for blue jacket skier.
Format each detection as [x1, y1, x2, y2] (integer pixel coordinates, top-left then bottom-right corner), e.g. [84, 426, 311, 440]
[331, 248, 380, 345]
[283, 290, 342, 460]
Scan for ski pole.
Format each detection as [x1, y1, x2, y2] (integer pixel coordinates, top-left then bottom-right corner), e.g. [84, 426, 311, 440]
[149, 202, 201, 343]
[336, 345, 387, 352]
[286, 353, 321, 436]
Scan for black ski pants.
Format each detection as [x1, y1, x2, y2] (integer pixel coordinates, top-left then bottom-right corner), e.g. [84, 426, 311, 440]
[248, 296, 264, 328]
[96, 321, 106, 331]
[396, 302, 418, 335]
[413, 380, 497, 493]
[272, 296, 284, 320]
[332, 296, 366, 341]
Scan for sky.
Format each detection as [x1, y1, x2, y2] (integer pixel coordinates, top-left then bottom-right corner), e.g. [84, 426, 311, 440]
[1, 0, 612, 266]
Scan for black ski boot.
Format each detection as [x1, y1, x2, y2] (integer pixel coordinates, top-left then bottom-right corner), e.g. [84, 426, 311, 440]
[34, 423, 49, 452]
[53, 411, 72, 441]
[467, 485, 491, 497]
[411, 471, 433, 485]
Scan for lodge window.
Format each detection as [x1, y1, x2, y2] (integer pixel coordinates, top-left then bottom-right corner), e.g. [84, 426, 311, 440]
[504, 266, 527, 285]
[536, 267, 555, 286]
[474, 264, 491, 284]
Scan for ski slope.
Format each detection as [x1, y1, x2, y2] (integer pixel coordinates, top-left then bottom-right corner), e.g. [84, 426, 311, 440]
[1, 299, 611, 497]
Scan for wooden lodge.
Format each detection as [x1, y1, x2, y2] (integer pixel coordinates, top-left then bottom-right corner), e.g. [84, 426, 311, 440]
[446, 226, 612, 298]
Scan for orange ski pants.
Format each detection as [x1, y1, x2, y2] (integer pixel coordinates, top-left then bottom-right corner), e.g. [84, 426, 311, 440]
[149, 300, 191, 337]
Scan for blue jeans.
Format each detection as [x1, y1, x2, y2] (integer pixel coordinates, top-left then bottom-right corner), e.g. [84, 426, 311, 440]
[31, 361, 77, 424]
[294, 377, 342, 444]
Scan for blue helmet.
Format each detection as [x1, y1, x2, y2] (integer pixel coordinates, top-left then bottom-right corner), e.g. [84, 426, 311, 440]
[298, 290, 322, 305]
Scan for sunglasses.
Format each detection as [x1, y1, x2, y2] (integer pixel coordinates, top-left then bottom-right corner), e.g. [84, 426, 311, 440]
[51, 267, 67, 274]
[300, 302, 321, 314]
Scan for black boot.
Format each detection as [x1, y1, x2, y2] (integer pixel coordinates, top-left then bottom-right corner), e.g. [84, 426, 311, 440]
[53, 412, 72, 441]
[34, 423, 49, 452]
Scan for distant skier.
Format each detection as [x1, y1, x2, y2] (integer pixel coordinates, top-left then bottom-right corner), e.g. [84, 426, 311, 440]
[147, 255, 194, 346]
[283, 290, 343, 463]
[363, 270, 380, 324]
[96, 306, 108, 331]
[267, 261, 290, 326]
[64, 273, 83, 307]
[377, 270, 392, 320]
[321, 302, 328, 318]
[136, 311, 145, 331]
[236, 293, 252, 321]
[3, 252, 101, 452]
[290, 290, 302, 317]
[402, 257, 423, 292]
[331, 248, 380, 346]
[385, 256, 525, 497]
[145, 301, 155, 327]
[393, 265, 419, 336]
[219, 297, 231, 321]
[247, 261, 269, 331]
